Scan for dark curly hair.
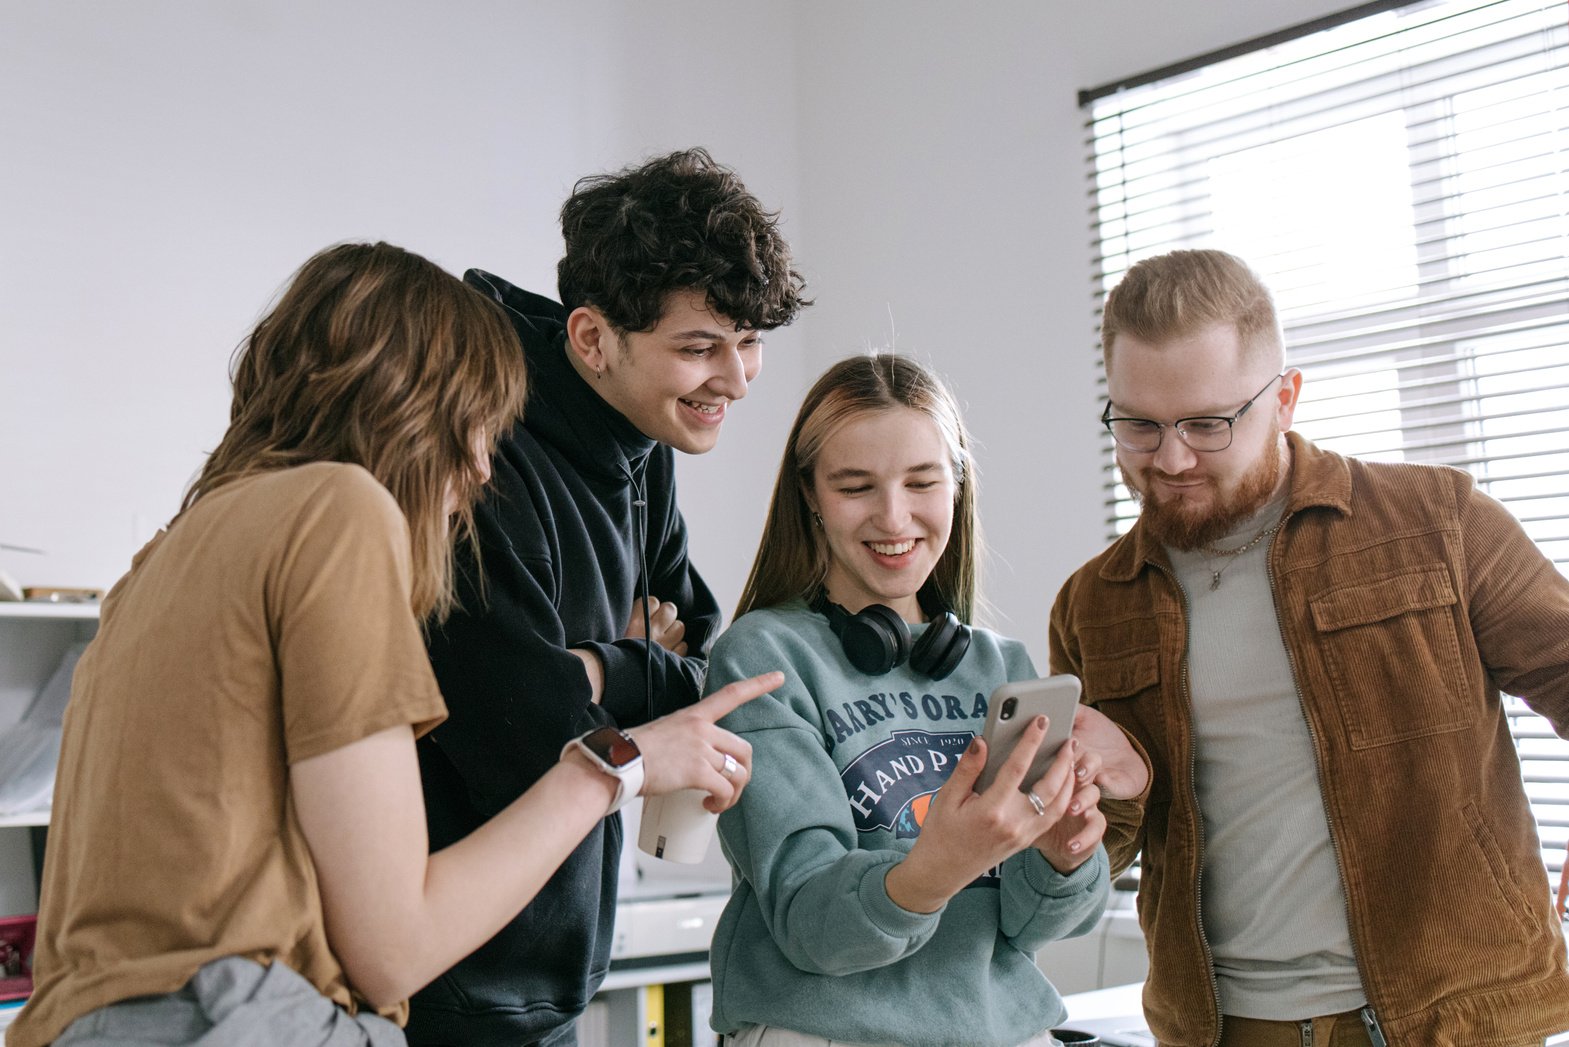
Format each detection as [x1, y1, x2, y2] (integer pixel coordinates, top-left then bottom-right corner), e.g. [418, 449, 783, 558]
[556, 147, 809, 333]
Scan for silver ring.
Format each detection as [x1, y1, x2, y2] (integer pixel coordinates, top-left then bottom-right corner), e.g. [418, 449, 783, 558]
[1026, 791, 1047, 817]
[721, 753, 739, 779]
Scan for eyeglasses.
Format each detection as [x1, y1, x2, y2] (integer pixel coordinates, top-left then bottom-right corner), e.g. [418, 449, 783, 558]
[1101, 373, 1284, 454]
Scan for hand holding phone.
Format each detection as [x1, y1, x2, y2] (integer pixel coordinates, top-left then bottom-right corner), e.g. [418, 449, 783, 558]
[973, 675, 1081, 794]
[886, 676, 1090, 910]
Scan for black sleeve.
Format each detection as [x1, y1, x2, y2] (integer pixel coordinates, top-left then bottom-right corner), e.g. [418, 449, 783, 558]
[423, 484, 611, 817]
[592, 447, 720, 726]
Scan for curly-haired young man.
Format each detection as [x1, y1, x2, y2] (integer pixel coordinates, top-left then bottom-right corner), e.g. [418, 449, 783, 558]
[406, 149, 809, 1047]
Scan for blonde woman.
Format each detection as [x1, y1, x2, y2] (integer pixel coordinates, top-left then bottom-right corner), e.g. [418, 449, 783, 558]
[704, 356, 1149, 1047]
[11, 242, 774, 1047]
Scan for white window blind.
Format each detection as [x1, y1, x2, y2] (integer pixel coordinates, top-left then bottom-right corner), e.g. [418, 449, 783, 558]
[1084, 0, 1569, 881]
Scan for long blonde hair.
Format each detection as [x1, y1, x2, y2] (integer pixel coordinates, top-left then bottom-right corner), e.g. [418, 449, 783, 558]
[183, 241, 526, 619]
[735, 354, 980, 622]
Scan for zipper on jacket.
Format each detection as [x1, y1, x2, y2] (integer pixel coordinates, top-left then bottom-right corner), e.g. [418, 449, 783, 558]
[1359, 1006, 1389, 1047]
[1160, 563, 1226, 1047]
[1264, 514, 1384, 1044]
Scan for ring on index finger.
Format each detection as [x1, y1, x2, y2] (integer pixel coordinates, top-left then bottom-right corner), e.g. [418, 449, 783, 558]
[1026, 791, 1047, 817]
[720, 753, 739, 779]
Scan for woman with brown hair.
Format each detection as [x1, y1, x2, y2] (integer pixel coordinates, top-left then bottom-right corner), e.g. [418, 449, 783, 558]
[9, 242, 774, 1047]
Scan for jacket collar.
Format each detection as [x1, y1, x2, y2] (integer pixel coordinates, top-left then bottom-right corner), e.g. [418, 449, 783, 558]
[1099, 430, 1353, 583]
[465, 269, 655, 482]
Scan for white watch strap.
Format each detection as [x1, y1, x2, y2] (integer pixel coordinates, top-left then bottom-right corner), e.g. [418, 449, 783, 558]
[562, 733, 644, 815]
[611, 758, 644, 814]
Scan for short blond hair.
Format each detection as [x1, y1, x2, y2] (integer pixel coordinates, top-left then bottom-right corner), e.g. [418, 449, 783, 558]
[1101, 249, 1284, 372]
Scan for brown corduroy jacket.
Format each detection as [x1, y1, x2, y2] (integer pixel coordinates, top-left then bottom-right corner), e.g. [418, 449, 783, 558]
[1050, 432, 1569, 1047]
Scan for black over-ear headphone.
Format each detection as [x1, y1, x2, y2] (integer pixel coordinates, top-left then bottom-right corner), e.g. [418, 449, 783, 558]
[811, 590, 971, 680]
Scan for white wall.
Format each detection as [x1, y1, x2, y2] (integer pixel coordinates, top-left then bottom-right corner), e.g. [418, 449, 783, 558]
[2, 0, 1355, 664]
[0, 0, 808, 613]
[789, 0, 1357, 659]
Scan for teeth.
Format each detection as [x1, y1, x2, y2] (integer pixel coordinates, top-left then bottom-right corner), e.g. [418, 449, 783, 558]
[868, 540, 915, 556]
[682, 400, 721, 415]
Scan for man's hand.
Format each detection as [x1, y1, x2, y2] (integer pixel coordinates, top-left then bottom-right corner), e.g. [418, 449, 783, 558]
[625, 596, 688, 657]
[1071, 703, 1150, 800]
[570, 598, 690, 706]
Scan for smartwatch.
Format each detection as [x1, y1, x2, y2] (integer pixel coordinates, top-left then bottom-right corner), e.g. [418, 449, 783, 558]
[562, 726, 644, 814]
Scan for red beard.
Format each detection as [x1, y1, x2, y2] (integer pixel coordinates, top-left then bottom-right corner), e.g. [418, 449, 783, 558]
[1124, 430, 1286, 551]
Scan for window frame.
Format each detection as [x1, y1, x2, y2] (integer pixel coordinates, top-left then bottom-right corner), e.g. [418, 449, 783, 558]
[1082, 0, 1569, 887]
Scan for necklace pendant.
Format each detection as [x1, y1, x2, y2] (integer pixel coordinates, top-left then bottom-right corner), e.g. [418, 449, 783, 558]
[1209, 571, 1222, 591]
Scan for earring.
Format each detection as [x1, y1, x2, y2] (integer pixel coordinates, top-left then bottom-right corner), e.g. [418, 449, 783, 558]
[595, 366, 604, 381]
[812, 511, 824, 529]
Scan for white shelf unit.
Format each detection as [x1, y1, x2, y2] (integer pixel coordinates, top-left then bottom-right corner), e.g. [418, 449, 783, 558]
[0, 604, 101, 620]
[0, 602, 98, 915]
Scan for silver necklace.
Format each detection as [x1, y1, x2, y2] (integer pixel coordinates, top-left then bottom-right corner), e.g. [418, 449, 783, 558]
[1200, 521, 1280, 591]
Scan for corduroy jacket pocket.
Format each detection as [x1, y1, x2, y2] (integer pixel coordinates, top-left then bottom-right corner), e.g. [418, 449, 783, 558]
[1309, 564, 1472, 749]
[1462, 799, 1547, 944]
[1076, 613, 1161, 702]
[1081, 648, 1159, 703]
[1077, 621, 1167, 808]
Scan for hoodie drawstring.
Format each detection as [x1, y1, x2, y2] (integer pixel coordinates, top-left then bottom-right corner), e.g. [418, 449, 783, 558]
[624, 458, 654, 723]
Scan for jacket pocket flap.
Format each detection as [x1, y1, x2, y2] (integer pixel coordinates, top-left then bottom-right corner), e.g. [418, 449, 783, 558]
[1310, 566, 1457, 633]
[1082, 649, 1159, 702]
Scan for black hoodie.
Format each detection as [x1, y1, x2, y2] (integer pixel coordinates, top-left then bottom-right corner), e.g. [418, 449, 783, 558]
[406, 271, 720, 1046]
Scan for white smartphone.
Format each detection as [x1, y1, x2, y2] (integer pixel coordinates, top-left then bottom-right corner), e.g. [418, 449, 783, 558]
[973, 674, 1082, 794]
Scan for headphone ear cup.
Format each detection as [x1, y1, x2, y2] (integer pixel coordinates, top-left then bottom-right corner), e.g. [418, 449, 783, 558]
[910, 612, 970, 681]
[839, 603, 911, 676]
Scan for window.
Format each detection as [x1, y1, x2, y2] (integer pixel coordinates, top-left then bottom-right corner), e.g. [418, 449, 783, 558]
[1084, 0, 1569, 882]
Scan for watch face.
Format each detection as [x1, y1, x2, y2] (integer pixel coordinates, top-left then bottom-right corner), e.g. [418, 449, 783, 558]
[581, 726, 640, 768]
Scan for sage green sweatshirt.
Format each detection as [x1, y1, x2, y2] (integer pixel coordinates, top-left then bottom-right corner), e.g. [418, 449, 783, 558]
[707, 602, 1109, 1047]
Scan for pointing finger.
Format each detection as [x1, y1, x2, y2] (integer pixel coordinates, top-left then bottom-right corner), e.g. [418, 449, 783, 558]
[696, 672, 784, 721]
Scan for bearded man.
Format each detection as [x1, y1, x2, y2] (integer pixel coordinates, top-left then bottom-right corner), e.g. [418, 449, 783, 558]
[1049, 249, 1569, 1047]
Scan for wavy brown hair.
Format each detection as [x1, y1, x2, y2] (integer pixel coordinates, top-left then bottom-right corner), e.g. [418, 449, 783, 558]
[182, 241, 526, 619]
[556, 147, 810, 333]
[735, 354, 980, 623]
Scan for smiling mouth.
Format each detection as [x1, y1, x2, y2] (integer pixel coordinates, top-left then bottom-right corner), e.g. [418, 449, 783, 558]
[680, 398, 724, 416]
[867, 539, 917, 556]
[1152, 473, 1207, 489]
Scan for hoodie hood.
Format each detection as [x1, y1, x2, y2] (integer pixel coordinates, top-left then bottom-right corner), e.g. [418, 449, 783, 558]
[465, 268, 654, 483]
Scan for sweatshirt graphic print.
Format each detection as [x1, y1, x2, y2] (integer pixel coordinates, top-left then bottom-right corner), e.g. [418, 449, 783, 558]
[704, 602, 1111, 1047]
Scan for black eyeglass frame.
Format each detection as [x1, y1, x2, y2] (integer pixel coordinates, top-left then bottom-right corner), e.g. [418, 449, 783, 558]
[1101, 373, 1286, 453]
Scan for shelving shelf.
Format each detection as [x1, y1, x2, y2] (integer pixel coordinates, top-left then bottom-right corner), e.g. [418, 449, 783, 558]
[0, 604, 99, 620]
[0, 603, 97, 915]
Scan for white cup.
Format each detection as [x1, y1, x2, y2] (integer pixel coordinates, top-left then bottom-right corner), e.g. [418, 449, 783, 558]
[637, 789, 719, 864]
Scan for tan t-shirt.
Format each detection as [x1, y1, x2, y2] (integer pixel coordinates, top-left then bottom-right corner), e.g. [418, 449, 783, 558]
[10, 463, 447, 1047]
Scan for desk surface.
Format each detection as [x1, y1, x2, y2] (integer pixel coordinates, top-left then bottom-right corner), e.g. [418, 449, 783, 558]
[1059, 985, 1569, 1047]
